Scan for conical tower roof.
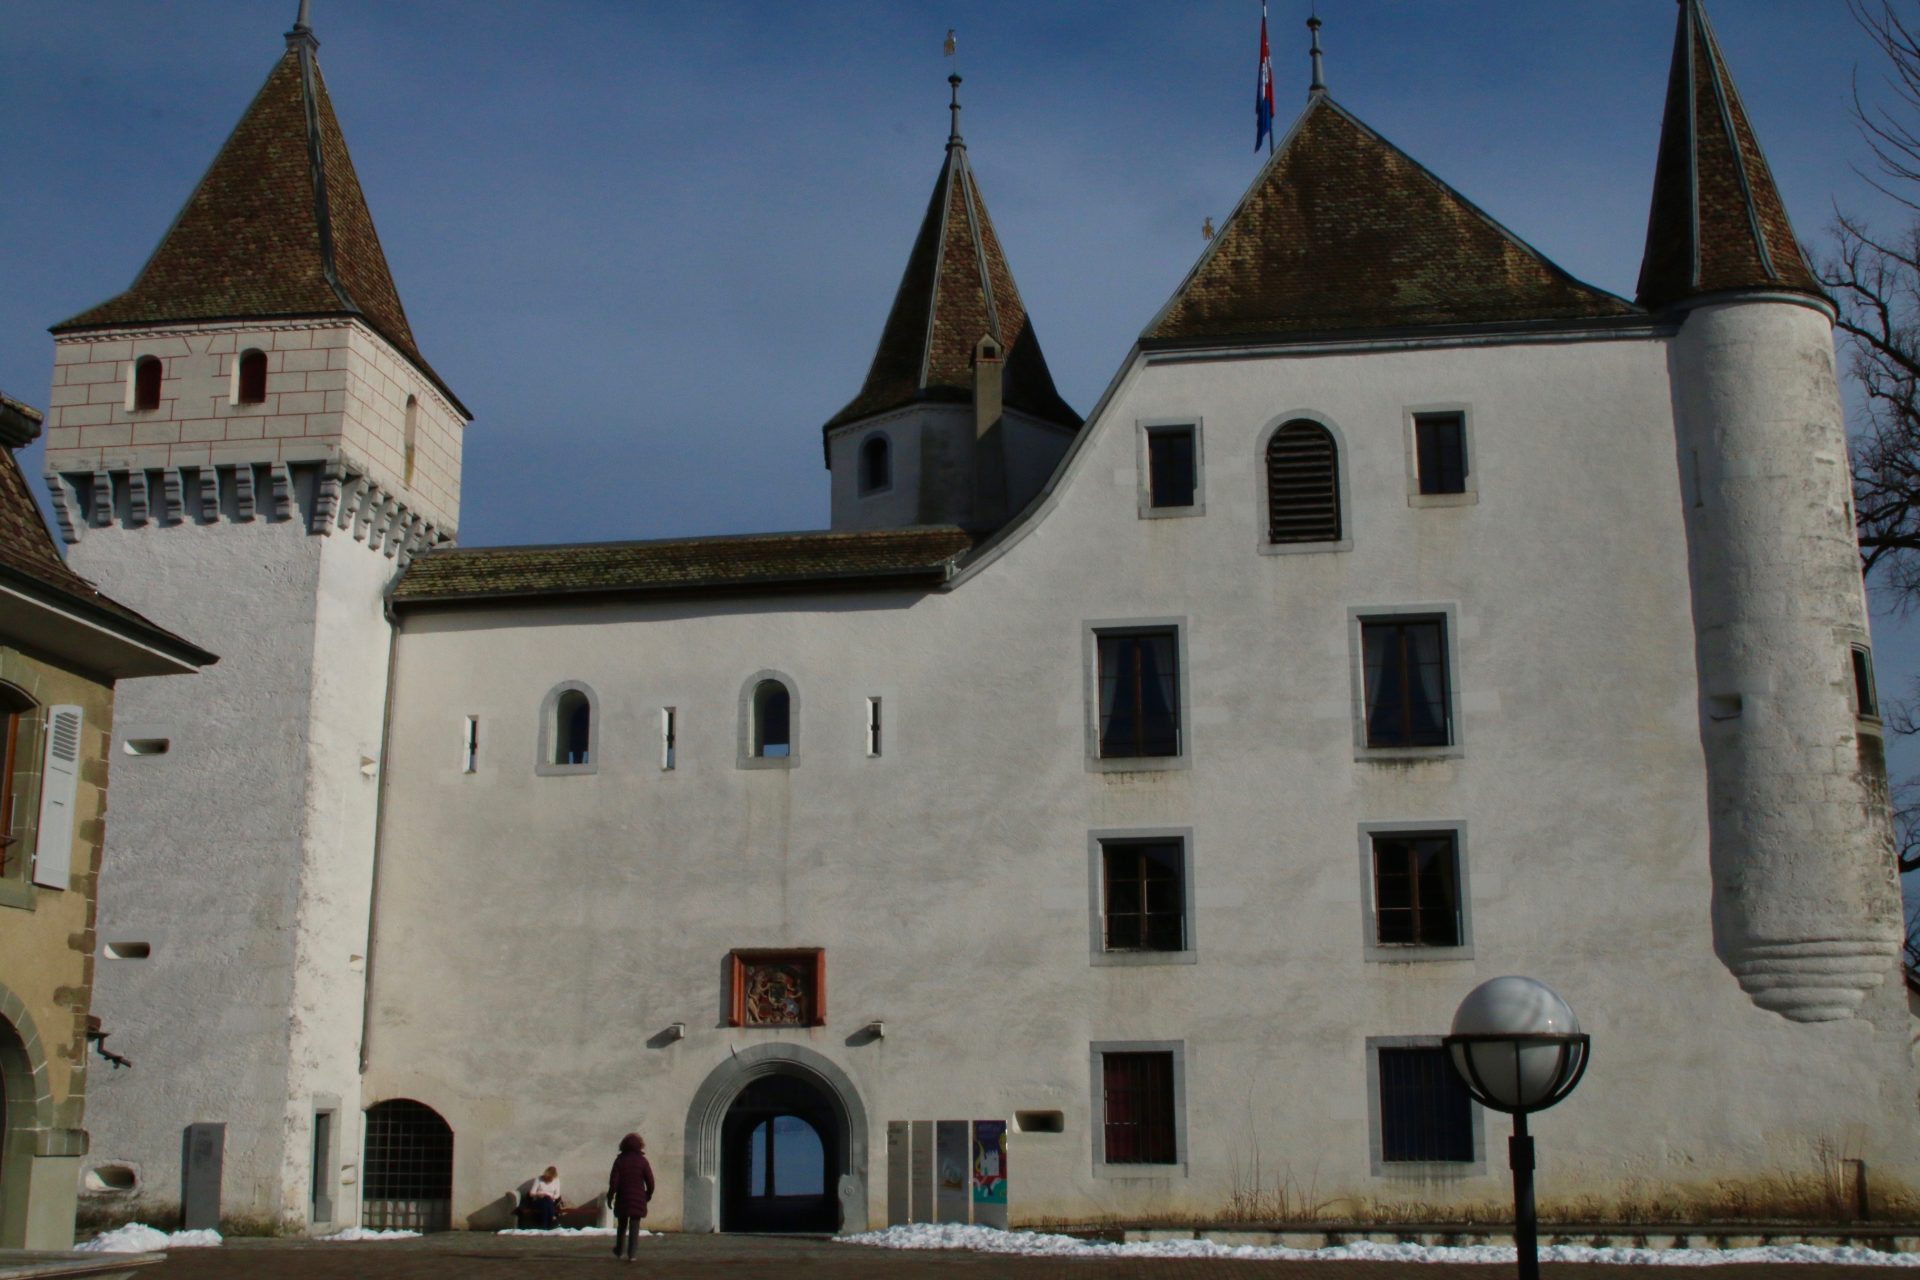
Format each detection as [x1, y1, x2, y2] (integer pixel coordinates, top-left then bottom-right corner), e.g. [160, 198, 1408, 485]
[1636, 0, 1822, 311]
[53, 19, 466, 415]
[1145, 95, 1634, 345]
[824, 80, 1080, 440]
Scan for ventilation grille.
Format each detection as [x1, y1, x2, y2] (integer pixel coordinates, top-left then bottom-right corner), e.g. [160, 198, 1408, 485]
[1266, 423, 1341, 544]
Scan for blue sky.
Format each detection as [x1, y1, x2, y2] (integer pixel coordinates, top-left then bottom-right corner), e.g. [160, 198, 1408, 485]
[6, 2, 1919, 786]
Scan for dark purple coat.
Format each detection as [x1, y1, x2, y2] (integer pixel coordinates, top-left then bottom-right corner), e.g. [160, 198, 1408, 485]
[607, 1134, 655, 1218]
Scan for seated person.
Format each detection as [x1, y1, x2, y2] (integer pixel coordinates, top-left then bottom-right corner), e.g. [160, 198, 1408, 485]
[526, 1166, 564, 1229]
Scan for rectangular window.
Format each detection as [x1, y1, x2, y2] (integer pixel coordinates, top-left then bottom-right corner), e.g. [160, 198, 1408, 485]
[1097, 630, 1181, 759]
[1372, 832, 1461, 947]
[1361, 617, 1451, 749]
[462, 716, 478, 774]
[1413, 413, 1467, 495]
[662, 707, 677, 770]
[1378, 1046, 1474, 1163]
[1852, 646, 1879, 720]
[1101, 1052, 1176, 1165]
[1146, 426, 1197, 509]
[1101, 840, 1185, 952]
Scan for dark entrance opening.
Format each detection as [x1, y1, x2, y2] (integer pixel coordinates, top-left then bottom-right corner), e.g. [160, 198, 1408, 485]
[362, 1099, 453, 1232]
[719, 1074, 838, 1232]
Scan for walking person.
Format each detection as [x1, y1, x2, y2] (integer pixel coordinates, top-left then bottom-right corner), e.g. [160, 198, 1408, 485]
[606, 1132, 655, 1260]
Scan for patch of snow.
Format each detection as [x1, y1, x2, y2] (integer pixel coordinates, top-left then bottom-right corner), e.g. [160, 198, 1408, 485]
[315, 1226, 421, 1241]
[497, 1225, 645, 1237]
[839, 1224, 1920, 1267]
[75, 1224, 223, 1253]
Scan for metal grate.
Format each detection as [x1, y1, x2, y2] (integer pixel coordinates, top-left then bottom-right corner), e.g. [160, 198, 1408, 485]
[1102, 1052, 1175, 1164]
[1266, 421, 1341, 543]
[362, 1100, 453, 1232]
[1379, 1047, 1473, 1163]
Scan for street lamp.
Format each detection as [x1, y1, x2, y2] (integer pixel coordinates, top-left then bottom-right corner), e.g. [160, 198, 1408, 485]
[1442, 977, 1590, 1280]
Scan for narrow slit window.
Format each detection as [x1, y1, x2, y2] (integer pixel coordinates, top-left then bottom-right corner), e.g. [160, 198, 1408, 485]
[859, 435, 891, 495]
[1146, 426, 1197, 509]
[1853, 646, 1879, 719]
[1413, 412, 1467, 495]
[123, 738, 170, 756]
[662, 707, 677, 771]
[462, 716, 478, 774]
[866, 697, 882, 758]
[237, 349, 268, 404]
[403, 395, 419, 487]
[132, 357, 163, 412]
[103, 942, 151, 960]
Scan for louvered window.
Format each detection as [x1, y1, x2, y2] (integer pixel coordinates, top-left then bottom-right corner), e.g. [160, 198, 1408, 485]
[33, 706, 83, 889]
[1265, 420, 1341, 544]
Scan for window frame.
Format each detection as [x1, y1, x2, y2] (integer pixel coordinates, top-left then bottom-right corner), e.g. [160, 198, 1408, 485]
[1851, 643, 1881, 723]
[857, 431, 893, 497]
[1348, 606, 1464, 761]
[1088, 1042, 1187, 1177]
[534, 681, 599, 776]
[737, 670, 800, 769]
[1256, 412, 1353, 555]
[0, 685, 40, 910]
[1357, 821, 1473, 962]
[1087, 827, 1197, 967]
[1404, 403, 1477, 507]
[1083, 619, 1191, 773]
[1365, 1036, 1485, 1177]
[1136, 418, 1205, 518]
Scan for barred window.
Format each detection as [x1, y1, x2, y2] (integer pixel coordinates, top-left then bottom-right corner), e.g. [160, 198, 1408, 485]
[1101, 1051, 1176, 1164]
[1378, 1046, 1474, 1163]
[1266, 420, 1341, 543]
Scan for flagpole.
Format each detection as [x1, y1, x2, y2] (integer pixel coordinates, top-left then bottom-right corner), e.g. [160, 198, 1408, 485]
[1265, 1, 1273, 155]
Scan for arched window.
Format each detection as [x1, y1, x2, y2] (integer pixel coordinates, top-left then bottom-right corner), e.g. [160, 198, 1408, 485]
[537, 682, 597, 773]
[237, 349, 268, 404]
[362, 1099, 454, 1233]
[132, 357, 162, 412]
[753, 681, 790, 758]
[1265, 419, 1342, 544]
[858, 434, 890, 495]
[403, 395, 419, 486]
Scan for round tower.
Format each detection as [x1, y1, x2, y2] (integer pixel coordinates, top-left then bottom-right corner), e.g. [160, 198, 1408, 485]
[1645, 1, 1900, 1021]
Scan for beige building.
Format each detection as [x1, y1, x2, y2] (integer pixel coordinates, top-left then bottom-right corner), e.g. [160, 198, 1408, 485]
[0, 392, 211, 1249]
[38, 0, 1919, 1236]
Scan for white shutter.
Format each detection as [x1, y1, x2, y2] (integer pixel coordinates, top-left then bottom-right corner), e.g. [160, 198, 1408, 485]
[32, 706, 82, 889]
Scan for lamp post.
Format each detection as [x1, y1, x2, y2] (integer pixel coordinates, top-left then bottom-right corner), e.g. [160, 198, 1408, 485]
[1442, 977, 1590, 1280]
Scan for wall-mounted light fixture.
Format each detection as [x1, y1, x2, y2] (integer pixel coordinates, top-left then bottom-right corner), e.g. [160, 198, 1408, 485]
[864, 1020, 886, 1040]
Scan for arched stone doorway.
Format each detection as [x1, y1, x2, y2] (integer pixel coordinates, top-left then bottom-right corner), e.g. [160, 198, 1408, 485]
[362, 1099, 453, 1232]
[683, 1044, 867, 1234]
[0, 989, 52, 1249]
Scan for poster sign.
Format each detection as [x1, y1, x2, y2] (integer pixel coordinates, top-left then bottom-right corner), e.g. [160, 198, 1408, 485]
[972, 1119, 1007, 1227]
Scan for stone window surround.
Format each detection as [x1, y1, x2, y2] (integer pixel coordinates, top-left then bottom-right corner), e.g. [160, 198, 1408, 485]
[1363, 1035, 1487, 1178]
[1403, 402, 1479, 507]
[1356, 820, 1474, 963]
[1086, 826, 1198, 967]
[1082, 617, 1192, 774]
[1088, 1040, 1188, 1178]
[1346, 603, 1465, 762]
[1256, 410, 1354, 555]
[1135, 417, 1206, 518]
[534, 680, 598, 777]
[737, 670, 801, 769]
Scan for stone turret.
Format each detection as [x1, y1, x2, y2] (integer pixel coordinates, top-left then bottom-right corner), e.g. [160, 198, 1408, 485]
[822, 75, 1080, 534]
[1642, 0, 1900, 1021]
[37, 6, 467, 1230]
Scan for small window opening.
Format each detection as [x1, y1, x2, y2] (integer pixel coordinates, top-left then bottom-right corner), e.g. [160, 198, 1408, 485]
[132, 357, 163, 412]
[104, 942, 151, 960]
[1853, 646, 1880, 719]
[1014, 1110, 1064, 1134]
[1146, 426, 1197, 509]
[403, 395, 419, 487]
[859, 435, 891, 495]
[123, 738, 170, 756]
[462, 716, 478, 774]
[237, 349, 268, 405]
[662, 707, 677, 771]
[311, 1110, 335, 1222]
[555, 691, 591, 766]
[1371, 832, 1462, 947]
[753, 681, 791, 758]
[866, 697, 882, 758]
[1413, 412, 1467, 495]
[84, 1165, 139, 1193]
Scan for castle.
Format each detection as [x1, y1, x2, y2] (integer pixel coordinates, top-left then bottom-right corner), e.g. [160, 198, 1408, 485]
[29, 0, 1914, 1234]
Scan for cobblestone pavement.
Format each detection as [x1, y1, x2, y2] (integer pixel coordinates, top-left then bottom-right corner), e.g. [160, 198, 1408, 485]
[135, 1233, 1920, 1279]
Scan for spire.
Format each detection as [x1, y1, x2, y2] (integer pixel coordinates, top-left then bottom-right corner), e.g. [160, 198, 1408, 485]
[1307, 15, 1326, 96]
[1144, 96, 1633, 345]
[54, 15, 466, 416]
[822, 84, 1080, 441]
[1636, 0, 1822, 311]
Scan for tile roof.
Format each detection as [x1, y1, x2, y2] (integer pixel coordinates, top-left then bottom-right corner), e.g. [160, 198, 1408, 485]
[1144, 95, 1636, 346]
[1636, 0, 1823, 311]
[52, 31, 468, 417]
[823, 111, 1081, 441]
[0, 433, 214, 666]
[392, 526, 975, 606]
